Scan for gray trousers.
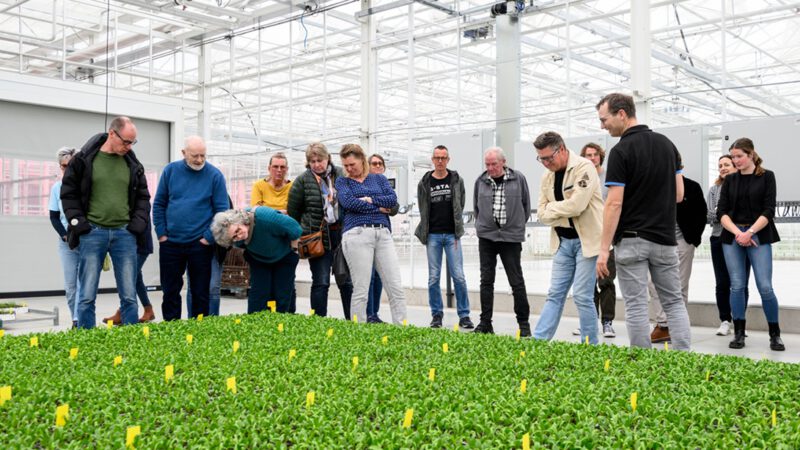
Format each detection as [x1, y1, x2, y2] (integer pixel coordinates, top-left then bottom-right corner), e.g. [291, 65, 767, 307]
[615, 237, 691, 350]
[342, 226, 407, 324]
[651, 237, 695, 326]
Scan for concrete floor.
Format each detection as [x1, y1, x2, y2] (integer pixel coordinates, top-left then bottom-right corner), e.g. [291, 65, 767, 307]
[3, 292, 798, 364]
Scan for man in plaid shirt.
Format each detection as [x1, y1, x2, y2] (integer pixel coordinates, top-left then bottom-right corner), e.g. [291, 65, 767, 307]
[473, 147, 532, 335]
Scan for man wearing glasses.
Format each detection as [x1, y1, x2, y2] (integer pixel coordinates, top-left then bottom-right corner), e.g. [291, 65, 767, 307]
[473, 147, 531, 335]
[414, 145, 473, 329]
[531, 132, 603, 345]
[61, 116, 151, 328]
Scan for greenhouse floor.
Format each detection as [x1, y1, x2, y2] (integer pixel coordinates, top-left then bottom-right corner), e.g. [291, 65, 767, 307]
[4, 292, 799, 364]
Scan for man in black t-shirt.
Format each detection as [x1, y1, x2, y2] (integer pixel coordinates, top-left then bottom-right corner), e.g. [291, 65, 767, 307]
[414, 145, 473, 329]
[595, 93, 691, 350]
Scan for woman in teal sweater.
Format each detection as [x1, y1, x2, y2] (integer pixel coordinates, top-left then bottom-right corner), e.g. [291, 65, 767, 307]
[211, 206, 302, 313]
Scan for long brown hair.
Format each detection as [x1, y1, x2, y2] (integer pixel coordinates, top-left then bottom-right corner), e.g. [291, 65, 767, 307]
[715, 154, 733, 186]
[730, 137, 765, 176]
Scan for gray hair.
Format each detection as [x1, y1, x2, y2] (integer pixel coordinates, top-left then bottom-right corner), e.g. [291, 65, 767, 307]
[210, 209, 252, 248]
[57, 147, 78, 164]
[484, 147, 506, 162]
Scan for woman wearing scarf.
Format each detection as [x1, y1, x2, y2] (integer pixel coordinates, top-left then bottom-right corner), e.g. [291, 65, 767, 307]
[287, 142, 353, 318]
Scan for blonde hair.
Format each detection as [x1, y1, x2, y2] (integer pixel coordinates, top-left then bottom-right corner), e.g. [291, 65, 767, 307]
[340, 143, 369, 177]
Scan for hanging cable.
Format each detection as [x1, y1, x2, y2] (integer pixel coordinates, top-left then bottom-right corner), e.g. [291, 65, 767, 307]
[104, 0, 111, 129]
[300, 11, 308, 50]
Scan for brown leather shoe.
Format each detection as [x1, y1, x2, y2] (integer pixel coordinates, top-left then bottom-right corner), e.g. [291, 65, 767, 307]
[102, 309, 122, 325]
[650, 324, 670, 343]
[139, 305, 155, 323]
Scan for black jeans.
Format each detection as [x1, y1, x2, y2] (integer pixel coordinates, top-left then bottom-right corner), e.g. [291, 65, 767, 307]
[160, 240, 213, 321]
[308, 227, 352, 318]
[710, 235, 749, 322]
[594, 248, 616, 322]
[245, 250, 299, 314]
[478, 238, 529, 324]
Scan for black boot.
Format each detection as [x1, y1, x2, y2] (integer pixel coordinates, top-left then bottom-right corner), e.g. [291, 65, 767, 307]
[768, 322, 785, 351]
[518, 322, 531, 338]
[729, 319, 746, 349]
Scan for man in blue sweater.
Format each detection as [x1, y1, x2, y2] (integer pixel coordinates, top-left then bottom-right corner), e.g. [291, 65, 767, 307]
[153, 136, 229, 320]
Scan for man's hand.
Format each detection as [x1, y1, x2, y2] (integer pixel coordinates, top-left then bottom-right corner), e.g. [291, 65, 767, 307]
[199, 237, 210, 246]
[596, 248, 610, 279]
[158, 236, 168, 243]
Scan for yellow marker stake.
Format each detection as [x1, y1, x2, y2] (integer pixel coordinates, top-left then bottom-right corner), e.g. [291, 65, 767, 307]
[186, 334, 193, 345]
[106, 319, 114, 329]
[705, 370, 710, 381]
[428, 368, 436, 382]
[772, 408, 777, 427]
[516, 329, 521, 341]
[402, 319, 408, 327]
[520, 351, 526, 359]
[630, 392, 638, 412]
[664, 341, 669, 351]
[326, 328, 334, 338]
[353, 315, 358, 324]
[352, 356, 359, 371]
[114, 356, 123, 367]
[381, 335, 388, 345]
[453, 323, 459, 332]
[522, 433, 531, 450]
[55, 404, 69, 427]
[197, 314, 203, 322]
[142, 326, 150, 339]
[402, 408, 414, 428]
[226, 377, 237, 394]
[165, 365, 174, 383]
[126, 425, 141, 449]
[0, 329, 5, 338]
[232, 341, 240, 353]
[442, 343, 449, 353]
[0, 385, 11, 406]
[278, 323, 284, 333]
[310, 309, 315, 316]
[585, 336, 589, 345]
[288, 349, 297, 361]
[234, 318, 241, 325]
[604, 359, 610, 372]
[520, 379, 527, 393]
[30, 336, 39, 347]
[267, 300, 276, 313]
[306, 391, 315, 408]
[69, 347, 79, 360]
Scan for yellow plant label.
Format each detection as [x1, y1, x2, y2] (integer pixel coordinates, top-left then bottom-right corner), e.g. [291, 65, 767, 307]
[267, 300, 276, 312]
[142, 326, 150, 338]
[114, 356, 123, 367]
[381, 335, 388, 345]
[428, 368, 436, 382]
[288, 349, 297, 361]
[186, 334, 193, 345]
[353, 315, 358, 323]
[233, 341, 240, 353]
[0, 330, 5, 338]
[309, 309, 315, 316]
[55, 404, 69, 427]
[106, 320, 114, 329]
[402, 319, 408, 327]
[630, 392, 638, 412]
[126, 425, 141, 449]
[69, 348, 79, 360]
[520, 379, 527, 393]
[226, 377, 237, 394]
[234, 318, 241, 324]
[352, 356, 359, 371]
[453, 323, 459, 332]
[585, 336, 589, 345]
[0, 385, 11, 406]
[442, 343, 449, 353]
[604, 359, 610, 372]
[402, 408, 414, 428]
[664, 342, 669, 351]
[522, 433, 531, 450]
[306, 391, 315, 408]
[772, 408, 777, 427]
[705, 370, 710, 381]
[516, 330, 521, 341]
[30, 336, 38, 347]
[278, 323, 284, 332]
[326, 328, 334, 338]
[165, 365, 174, 383]
[520, 351, 526, 358]
[197, 314, 203, 322]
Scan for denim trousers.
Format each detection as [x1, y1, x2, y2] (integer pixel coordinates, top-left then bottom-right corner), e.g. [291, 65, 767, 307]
[478, 238, 529, 324]
[76, 225, 138, 328]
[57, 239, 81, 321]
[426, 233, 470, 318]
[367, 270, 382, 319]
[245, 250, 299, 314]
[186, 256, 222, 316]
[652, 238, 695, 326]
[615, 237, 691, 350]
[710, 235, 749, 322]
[342, 226, 407, 324]
[135, 252, 152, 308]
[160, 240, 213, 321]
[308, 227, 352, 318]
[533, 238, 598, 344]
[722, 230, 779, 323]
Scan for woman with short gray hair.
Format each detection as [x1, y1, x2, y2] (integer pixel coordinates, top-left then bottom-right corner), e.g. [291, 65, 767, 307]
[211, 206, 302, 313]
[49, 147, 80, 327]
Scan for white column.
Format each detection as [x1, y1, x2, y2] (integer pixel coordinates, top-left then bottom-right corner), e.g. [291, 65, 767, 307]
[495, 6, 520, 165]
[630, 0, 652, 124]
[359, 0, 377, 152]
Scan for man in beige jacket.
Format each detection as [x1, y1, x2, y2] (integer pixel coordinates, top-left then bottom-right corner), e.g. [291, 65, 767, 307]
[532, 131, 604, 344]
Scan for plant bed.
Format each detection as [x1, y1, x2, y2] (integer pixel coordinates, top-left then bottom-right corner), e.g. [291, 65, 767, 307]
[0, 302, 28, 315]
[1, 312, 799, 448]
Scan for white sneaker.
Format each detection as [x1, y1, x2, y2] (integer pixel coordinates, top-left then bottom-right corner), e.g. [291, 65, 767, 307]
[603, 322, 616, 338]
[716, 321, 731, 336]
[572, 327, 581, 336]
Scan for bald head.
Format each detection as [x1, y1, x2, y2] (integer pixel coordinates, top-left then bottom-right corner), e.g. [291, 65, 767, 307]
[182, 135, 207, 171]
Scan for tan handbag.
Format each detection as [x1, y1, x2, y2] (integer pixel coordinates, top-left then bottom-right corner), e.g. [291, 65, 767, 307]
[297, 219, 326, 259]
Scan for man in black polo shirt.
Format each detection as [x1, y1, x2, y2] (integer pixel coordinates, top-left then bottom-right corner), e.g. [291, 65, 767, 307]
[594, 93, 691, 350]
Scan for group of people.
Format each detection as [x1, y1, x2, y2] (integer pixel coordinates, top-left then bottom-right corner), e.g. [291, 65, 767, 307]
[50, 94, 785, 352]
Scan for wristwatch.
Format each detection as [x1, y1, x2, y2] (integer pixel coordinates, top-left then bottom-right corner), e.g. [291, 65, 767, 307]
[746, 229, 756, 235]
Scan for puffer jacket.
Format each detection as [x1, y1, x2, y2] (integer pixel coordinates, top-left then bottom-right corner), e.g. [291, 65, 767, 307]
[287, 163, 345, 252]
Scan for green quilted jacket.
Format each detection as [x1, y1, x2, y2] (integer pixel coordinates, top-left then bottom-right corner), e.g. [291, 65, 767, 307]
[287, 164, 345, 251]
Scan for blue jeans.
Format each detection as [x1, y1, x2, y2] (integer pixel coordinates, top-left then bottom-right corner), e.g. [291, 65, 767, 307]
[186, 257, 222, 316]
[245, 250, 299, 314]
[160, 240, 213, 321]
[722, 230, 779, 323]
[57, 239, 81, 321]
[367, 269, 382, 319]
[136, 253, 152, 308]
[710, 235, 749, 322]
[76, 225, 138, 328]
[308, 227, 352, 317]
[426, 233, 470, 318]
[533, 238, 598, 344]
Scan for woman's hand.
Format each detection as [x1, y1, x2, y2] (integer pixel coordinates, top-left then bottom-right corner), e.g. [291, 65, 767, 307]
[378, 207, 391, 214]
[735, 231, 757, 247]
[359, 196, 373, 204]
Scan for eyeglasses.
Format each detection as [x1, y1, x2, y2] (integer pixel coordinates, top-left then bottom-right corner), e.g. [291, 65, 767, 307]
[59, 163, 69, 169]
[432, 157, 449, 161]
[370, 161, 384, 167]
[536, 147, 561, 164]
[113, 129, 138, 146]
